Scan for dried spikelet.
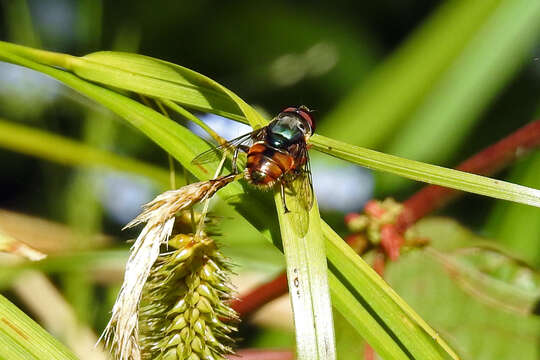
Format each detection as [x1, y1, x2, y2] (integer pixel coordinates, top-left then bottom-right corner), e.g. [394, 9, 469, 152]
[125, 175, 237, 230]
[139, 233, 238, 360]
[102, 175, 236, 360]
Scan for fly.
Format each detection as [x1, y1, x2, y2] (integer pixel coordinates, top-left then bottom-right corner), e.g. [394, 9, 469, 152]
[192, 106, 316, 213]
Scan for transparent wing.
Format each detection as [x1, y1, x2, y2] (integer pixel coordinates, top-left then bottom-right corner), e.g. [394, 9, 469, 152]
[284, 145, 313, 237]
[288, 144, 314, 212]
[191, 129, 261, 166]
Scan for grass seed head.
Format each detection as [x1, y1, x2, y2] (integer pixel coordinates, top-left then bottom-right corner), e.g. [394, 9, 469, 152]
[102, 177, 236, 360]
[139, 233, 238, 360]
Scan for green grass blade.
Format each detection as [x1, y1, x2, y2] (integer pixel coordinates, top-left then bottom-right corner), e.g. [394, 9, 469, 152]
[0, 249, 127, 289]
[310, 134, 540, 208]
[379, 0, 540, 192]
[3, 42, 538, 208]
[0, 295, 78, 360]
[0, 41, 245, 121]
[328, 275, 410, 360]
[486, 152, 540, 266]
[275, 195, 336, 360]
[0, 117, 174, 188]
[160, 99, 226, 144]
[70, 51, 245, 122]
[319, 0, 500, 147]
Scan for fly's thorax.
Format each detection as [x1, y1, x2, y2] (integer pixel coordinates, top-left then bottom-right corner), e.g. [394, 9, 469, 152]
[266, 112, 311, 149]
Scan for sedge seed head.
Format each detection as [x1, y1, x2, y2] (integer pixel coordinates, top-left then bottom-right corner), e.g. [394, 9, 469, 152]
[102, 177, 236, 360]
[138, 233, 238, 360]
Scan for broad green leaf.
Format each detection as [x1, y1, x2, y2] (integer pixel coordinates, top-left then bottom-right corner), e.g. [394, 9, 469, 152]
[427, 245, 540, 315]
[0, 294, 78, 360]
[387, 218, 540, 360]
[324, 223, 459, 360]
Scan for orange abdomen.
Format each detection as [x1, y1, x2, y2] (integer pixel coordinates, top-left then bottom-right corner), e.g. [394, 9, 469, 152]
[246, 143, 294, 187]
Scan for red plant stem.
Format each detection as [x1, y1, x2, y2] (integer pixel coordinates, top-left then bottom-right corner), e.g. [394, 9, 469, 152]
[231, 273, 288, 318]
[364, 343, 375, 360]
[397, 118, 540, 232]
[231, 235, 364, 318]
[233, 119, 540, 319]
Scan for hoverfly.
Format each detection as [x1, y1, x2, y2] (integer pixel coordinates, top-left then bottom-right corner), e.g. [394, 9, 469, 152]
[192, 106, 315, 213]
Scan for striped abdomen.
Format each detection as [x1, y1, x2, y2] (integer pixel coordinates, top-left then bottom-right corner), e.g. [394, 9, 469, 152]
[245, 143, 294, 188]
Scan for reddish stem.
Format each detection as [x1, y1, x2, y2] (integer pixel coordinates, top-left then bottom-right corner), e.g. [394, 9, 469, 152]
[232, 235, 360, 318]
[233, 119, 540, 319]
[231, 273, 288, 318]
[372, 252, 386, 277]
[397, 118, 540, 231]
[364, 344, 375, 360]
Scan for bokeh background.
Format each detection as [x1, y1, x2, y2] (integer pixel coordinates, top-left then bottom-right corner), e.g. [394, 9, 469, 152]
[0, 1, 539, 359]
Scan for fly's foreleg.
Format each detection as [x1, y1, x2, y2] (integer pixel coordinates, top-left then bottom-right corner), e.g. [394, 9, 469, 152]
[231, 147, 240, 174]
[231, 145, 250, 174]
[280, 181, 290, 213]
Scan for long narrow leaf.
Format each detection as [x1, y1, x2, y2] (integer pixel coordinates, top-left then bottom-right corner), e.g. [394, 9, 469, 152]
[274, 194, 336, 360]
[239, 90, 336, 359]
[3, 42, 538, 208]
[319, 0, 501, 146]
[0, 295, 78, 360]
[0, 118, 174, 187]
[310, 134, 540, 208]
[379, 0, 540, 192]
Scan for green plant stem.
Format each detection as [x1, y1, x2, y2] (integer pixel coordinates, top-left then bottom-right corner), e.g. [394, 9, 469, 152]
[0, 118, 175, 188]
[160, 99, 226, 145]
[0, 40, 75, 68]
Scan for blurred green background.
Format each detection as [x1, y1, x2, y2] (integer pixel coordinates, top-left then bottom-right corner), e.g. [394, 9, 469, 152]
[0, 0, 539, 359]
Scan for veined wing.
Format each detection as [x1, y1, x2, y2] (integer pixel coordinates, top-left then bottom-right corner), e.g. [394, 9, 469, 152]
[286, 143, 314, 212]
[284, 145, 313, 237]
[294, 145, 314, 212]
[191, 129, 260, 166]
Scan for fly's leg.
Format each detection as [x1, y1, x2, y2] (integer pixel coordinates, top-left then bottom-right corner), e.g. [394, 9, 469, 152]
[280, 181, 290, 213]
[231, 147, 240, 174]
[231, 145, 250, 174]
